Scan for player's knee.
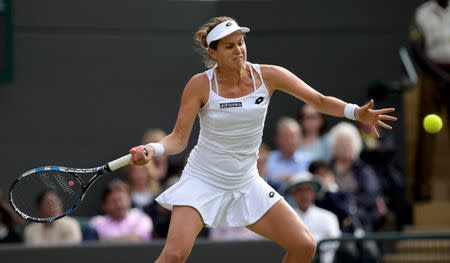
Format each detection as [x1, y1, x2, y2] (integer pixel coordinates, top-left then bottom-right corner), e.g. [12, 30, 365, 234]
[161, 248, 189, 263]
[288, 232, 316, 260]
[303, 235, 317, 260]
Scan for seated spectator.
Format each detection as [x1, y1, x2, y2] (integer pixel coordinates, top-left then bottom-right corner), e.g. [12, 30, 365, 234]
[297, 104, 330, 161]
[127, 129, 167, 210]
[142, 129, 170, 182]
[327, 122, 388, 232]
[308, 160, 382, 263]
[286, 171, 340, 263]
[357, 122, 407, 230]
[0, 191, 22, 243]
[144, 176, 179, 239]
[266, 117, 313, 192]
[257, 143, 281, 191]
[309, 160, 355, 233]
[127, 159, 160, 210]
[24, 190, 82, 246]
[90, 179, 153, 242]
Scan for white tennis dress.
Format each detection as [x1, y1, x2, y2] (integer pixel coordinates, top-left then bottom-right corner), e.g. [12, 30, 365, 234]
[156, 62, 282, 227]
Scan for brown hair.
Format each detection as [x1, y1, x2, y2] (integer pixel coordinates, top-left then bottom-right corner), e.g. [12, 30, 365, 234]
[142, 128, 167, 144]
[297, 103, 327, 136]
[308, 160, 331, 175]
[101, 179, 130, 203]
[193, 16, 236, 68]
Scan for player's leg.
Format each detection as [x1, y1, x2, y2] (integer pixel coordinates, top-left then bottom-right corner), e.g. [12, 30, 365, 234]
[246, 199, 316, 263]
[154, 205, 204, 263]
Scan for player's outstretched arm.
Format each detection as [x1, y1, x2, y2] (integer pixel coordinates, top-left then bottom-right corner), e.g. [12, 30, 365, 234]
[261, 65, 397, 137]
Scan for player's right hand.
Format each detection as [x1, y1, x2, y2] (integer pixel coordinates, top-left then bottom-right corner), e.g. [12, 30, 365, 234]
[129, 145, 153, 166]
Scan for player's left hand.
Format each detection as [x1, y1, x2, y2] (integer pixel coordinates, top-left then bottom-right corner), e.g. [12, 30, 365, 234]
[355, 99, 397, 138]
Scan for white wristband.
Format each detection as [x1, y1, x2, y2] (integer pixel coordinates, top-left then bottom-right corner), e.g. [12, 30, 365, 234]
[344, 103, 358, 120]
[147, 143, 165, 156]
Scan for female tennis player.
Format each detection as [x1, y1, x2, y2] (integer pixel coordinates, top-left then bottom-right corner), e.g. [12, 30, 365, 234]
[129, 16, 396, 263]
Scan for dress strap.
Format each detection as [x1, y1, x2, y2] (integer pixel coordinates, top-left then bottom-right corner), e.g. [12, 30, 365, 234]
[205, 65, 218, 94]
[250, 63, 264, 85]
[205, 67, 214, 80]
[213, 68, 219, 95]
[248, 62, 257, 91]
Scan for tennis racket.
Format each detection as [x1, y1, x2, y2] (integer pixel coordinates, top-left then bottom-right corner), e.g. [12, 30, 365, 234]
[9, 153, 136, 223]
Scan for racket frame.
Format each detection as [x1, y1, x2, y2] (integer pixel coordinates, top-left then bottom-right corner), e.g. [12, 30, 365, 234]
[9, 154, 131, 223]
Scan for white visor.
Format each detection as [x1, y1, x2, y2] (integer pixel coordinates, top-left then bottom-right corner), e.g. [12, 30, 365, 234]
[206, 20, 250, 47]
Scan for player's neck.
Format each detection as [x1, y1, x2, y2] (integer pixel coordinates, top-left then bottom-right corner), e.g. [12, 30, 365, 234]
[216, 64, 247, 84]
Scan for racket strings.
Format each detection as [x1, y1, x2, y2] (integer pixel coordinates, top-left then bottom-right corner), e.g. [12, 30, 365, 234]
[10, 170, 83, 221]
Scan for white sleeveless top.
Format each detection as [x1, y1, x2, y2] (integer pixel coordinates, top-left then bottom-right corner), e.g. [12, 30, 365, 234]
[182, 62, 270, 190]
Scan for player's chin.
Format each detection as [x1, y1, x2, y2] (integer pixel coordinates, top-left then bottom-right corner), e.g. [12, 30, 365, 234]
[231, 57, 246, 68]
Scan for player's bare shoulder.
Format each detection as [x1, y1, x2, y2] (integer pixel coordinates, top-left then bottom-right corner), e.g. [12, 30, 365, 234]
[259, 64, 285, 77]
[187, 72, 209, 90]
[259, 64, 288, 94]
[183, 72, 210, 107]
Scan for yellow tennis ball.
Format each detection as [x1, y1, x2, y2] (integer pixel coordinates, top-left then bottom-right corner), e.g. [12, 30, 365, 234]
[423, 114, 443, 133]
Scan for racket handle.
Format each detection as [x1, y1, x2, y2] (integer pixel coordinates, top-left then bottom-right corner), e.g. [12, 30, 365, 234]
[107, 154, 131, 171]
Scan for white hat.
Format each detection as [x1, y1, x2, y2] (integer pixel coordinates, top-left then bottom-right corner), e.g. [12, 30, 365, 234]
[285, 171, 322, 195]
[206, 20, 250, 47]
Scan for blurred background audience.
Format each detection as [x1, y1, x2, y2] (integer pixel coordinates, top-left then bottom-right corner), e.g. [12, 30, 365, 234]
[327, 122, 388, 232]
[89, 179, 153, 242]
[266, 117, 313, 192]
[24, 190, 82, 246]
[296, 104, 330, 162]
[0, 192, 22, 244]
[286, 171, 340, 263]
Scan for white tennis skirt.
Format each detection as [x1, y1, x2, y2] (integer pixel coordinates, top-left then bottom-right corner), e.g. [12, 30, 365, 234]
[155, 175, 283, 228]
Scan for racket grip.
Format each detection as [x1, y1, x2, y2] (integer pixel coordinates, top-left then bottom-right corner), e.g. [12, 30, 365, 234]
[107, 154, 132, 171]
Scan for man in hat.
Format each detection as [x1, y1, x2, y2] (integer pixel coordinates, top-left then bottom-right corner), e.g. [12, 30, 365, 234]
[287, 171, 341, 263]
